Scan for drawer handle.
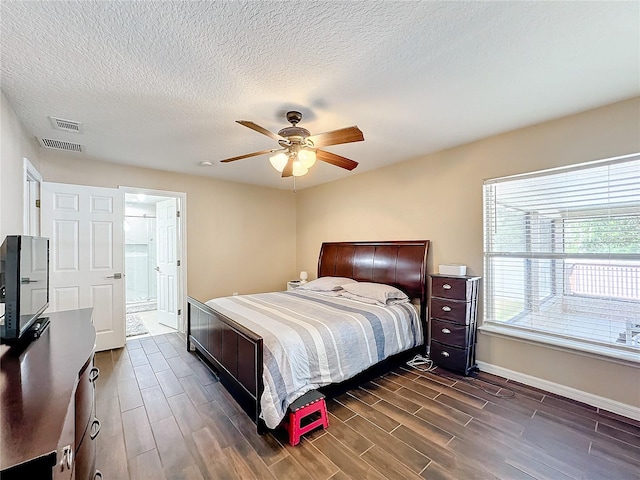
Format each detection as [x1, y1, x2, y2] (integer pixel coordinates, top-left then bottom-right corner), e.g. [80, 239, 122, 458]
[441, 328, 451, 334]
[441, 306, 452, 312]
[443, 283, 452, 290]
[441, 351, 450, 357]
[90, 418, 102, 440]
[94, 470, 103, 480]
[89, 366, 100, 382]
[60, 444, 73, 470]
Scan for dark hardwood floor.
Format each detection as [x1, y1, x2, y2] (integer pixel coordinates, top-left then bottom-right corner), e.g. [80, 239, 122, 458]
[94, 333, 640, 479]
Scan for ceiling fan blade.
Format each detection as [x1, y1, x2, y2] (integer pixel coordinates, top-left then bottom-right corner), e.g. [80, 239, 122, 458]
[306, 126, 364, 148]
[236, 121, 286, 142]
[220, 148, 280, 163]
[316, 150, 359, 171]
[281, 156, 294, 177]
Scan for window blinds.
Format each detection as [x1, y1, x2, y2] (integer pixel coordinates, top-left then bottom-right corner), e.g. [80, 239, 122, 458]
[483, 154, 640, 352]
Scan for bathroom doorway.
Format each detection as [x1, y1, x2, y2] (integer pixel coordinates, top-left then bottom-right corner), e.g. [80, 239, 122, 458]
[122, 189, 186, 337]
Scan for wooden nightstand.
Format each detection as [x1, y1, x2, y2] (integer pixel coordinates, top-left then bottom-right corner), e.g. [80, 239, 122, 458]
[429, 274, 481, 376]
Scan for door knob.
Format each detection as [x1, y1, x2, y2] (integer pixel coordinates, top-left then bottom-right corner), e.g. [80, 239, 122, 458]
[105, 273, 122, 279]
[155, 266, 160, 272]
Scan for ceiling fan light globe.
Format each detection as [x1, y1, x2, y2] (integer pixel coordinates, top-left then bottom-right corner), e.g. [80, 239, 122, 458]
[269, 152, 288, 172]
[292, 159, 309, 177]
[298, 149, 316, 168]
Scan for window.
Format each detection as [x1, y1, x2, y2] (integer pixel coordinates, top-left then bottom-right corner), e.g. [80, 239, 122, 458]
[483, 153, 640, 358]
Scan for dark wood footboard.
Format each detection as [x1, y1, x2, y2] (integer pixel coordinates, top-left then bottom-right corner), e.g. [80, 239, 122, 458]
[187, 296, 264, 431]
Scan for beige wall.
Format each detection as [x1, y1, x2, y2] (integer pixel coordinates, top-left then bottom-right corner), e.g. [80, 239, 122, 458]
[0, 90, 43, 240]
[38, 152, 297, 302]
[296, 97, 640, 408]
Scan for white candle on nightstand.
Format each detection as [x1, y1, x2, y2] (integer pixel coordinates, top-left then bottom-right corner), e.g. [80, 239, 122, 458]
[300, 271, 308, 284]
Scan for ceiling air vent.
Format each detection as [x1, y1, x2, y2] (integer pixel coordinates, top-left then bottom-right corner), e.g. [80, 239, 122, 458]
[39, 137, 83, 152]
[49, 116, 82, 133]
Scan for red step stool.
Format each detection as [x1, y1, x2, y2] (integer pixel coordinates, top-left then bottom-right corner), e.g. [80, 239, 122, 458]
[283, 390, 329, 446]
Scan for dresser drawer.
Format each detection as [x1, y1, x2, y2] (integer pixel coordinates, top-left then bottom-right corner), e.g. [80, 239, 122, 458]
[430, 340, 470, 373]
[431, 276, 474, 301]
[75, 358, 98, 448]
[430, 297, 472, 324]
[74, 422, 97, 480]
[431, 318, 470, 346]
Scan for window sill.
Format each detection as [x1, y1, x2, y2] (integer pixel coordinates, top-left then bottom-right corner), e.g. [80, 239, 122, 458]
[478, 324, 640, 367]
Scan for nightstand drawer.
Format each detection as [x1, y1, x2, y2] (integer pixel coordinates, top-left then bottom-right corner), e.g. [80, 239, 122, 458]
[430, 340, 470, 373]
[430, 297, 472, 324]
[431, 276, 474, 301]
[431, 318, 470, 346]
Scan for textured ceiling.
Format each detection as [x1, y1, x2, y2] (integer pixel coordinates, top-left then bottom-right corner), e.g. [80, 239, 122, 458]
[1, 1, 638, 190]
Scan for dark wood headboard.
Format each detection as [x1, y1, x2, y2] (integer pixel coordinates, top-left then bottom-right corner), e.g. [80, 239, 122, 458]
[317, 240, 431, 324]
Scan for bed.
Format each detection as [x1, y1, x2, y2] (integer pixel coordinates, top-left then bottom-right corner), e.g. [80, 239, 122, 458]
[187, 240, 430, 432]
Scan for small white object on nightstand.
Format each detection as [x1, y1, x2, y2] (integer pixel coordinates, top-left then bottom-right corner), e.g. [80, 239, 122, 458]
[439, 264, 467, 276]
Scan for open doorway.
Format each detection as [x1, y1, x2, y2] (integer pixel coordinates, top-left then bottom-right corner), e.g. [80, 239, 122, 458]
[122, 189, 186, 338]
[23, 157, 42, 236]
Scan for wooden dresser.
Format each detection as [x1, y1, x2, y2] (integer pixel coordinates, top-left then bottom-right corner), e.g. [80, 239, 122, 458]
[429, 275, 481, 376]
[0, 308, 101, 480]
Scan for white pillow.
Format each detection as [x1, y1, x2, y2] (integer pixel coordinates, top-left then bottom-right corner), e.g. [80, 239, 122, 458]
[340, 282, 409, 306]
[297, 276, 357, 292]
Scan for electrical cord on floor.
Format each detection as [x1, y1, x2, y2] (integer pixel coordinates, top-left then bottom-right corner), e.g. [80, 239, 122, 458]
[406, 354, 437, 372]
[406, 355, 516, 398]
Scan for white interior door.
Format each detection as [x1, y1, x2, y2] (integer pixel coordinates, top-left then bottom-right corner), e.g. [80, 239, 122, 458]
[41, 182, 125, 351]
[156, 198, 178, 329]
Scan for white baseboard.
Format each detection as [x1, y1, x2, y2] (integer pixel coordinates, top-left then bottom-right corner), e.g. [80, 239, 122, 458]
[476, 361, 640, 422]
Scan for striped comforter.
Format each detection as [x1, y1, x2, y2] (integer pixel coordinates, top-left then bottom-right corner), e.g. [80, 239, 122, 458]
[206, 290, 422, 429]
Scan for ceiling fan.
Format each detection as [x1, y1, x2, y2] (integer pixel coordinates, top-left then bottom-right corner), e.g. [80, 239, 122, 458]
[220, 111, 364, 177]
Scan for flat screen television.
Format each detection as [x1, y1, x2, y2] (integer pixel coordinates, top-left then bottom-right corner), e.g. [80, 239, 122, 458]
[0, 235, 50, 343]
